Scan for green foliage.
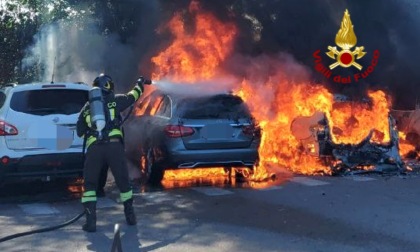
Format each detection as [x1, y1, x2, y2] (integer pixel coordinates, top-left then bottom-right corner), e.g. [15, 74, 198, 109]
[0, 0, 93, 83]
[0, 0, 89, 25]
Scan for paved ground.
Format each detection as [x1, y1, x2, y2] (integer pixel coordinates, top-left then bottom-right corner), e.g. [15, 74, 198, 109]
[1, 171, 420, 252]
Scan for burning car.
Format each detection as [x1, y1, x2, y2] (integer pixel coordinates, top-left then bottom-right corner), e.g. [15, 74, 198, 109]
[290, 93, 406, 174]
[124, 88, 261, 184]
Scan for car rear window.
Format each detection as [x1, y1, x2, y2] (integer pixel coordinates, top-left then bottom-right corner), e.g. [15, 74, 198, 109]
[10, 89, 88, 115]
[177, 94, 251, 119]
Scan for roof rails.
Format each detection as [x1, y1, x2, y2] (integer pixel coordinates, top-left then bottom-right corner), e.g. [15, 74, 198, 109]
[41, 81, 88, 85]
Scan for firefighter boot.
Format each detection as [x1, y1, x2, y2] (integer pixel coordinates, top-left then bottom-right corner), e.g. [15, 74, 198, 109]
[123, 198, 137, 225]
[82, 201, 97, 232]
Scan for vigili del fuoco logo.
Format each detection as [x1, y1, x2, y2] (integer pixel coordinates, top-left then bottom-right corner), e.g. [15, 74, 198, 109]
[313, 9, 380, 84]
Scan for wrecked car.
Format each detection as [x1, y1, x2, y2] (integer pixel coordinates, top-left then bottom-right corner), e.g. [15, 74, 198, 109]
[291, 96, 405, 174]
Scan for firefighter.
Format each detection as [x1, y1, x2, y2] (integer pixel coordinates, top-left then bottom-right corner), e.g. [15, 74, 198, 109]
[76, 74, 146, 232]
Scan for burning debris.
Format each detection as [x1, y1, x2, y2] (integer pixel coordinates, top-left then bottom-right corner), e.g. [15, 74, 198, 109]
[236, 79, 411, 176]
[331, 123, 404, 174]
[291, 107, 405, 175]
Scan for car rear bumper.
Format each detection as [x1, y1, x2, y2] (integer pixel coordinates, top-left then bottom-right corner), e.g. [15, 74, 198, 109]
[166, 148, 259, 168]
[0, 153, 84, 181]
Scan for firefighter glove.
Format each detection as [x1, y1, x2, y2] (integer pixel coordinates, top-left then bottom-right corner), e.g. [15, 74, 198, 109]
[136, 77, 145, 93]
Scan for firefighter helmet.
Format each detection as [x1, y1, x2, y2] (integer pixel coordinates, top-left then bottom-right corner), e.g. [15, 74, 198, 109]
[92, 74, 114, 93]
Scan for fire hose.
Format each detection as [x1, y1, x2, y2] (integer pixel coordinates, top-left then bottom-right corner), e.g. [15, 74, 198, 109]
[0, 211, 85, 243]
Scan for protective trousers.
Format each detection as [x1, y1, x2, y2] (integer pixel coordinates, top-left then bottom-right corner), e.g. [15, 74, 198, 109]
[81, 141, 136, 231]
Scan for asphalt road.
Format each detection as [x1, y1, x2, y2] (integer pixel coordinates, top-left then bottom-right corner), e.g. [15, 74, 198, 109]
[1, 170, 420, 252]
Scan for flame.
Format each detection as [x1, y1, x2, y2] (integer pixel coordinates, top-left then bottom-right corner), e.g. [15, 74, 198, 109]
[399, 142, 416, 157]
[328, 90, 391, 144]
[163, 167, 228, 180]
[151, 0, 237, 82]
[236, 81, 393, 175]
[138, 1, 406, 185]
[398, 131, 418, 157]
[161, 168, 227, 190]
[335, 9, 357, 50]
[235, 80, 334, 175]
[142, 1, 245, 184]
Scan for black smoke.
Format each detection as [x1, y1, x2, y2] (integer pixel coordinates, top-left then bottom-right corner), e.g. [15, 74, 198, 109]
[19, 0, 420, 109]
[171, 0, 419, 109]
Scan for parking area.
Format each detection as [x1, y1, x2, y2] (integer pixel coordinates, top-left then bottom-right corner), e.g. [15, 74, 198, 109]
[1, 169, 420, 251]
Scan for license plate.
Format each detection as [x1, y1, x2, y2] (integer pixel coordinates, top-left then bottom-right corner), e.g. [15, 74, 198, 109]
[201, 124, 233, 139]
[56, 125, 74, 150]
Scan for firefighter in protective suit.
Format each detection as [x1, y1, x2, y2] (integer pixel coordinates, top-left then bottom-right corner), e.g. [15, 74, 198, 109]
[76, 74, 146, 232]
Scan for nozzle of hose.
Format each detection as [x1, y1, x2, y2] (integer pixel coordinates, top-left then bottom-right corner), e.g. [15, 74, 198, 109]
[138, 76, 152, 85]
[144, 79, 152, 85]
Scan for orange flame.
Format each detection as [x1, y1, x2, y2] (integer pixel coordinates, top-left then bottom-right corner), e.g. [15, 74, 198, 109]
[398, 131, 417, 157]
[236, 79, 395, 176]
[151, 0, 237, 82]
[328, 90, 391, 144]
[163, 167, 228, 180]
[139, 0, 410, 184]
[235, 80, 334, 175]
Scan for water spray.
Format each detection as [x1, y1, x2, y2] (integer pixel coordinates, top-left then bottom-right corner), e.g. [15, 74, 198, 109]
[150, 80, 171, 88]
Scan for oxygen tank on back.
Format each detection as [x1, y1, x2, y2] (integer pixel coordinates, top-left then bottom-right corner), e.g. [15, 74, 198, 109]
[89, 87, 106, 139]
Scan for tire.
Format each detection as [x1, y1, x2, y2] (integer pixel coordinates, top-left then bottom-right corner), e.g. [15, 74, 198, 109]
[145, 148, 165, 185]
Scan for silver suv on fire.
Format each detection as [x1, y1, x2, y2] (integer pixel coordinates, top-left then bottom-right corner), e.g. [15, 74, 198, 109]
[124, 89, 261, 184]
[0, 82, 89, 184]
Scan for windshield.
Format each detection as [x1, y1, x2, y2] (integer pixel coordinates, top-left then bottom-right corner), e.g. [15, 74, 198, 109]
[177, 94, 251, 119]
[10, 89, 88, 115]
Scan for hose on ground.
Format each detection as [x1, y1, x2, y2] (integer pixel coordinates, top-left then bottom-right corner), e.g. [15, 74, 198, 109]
[0, 211, 85, 243]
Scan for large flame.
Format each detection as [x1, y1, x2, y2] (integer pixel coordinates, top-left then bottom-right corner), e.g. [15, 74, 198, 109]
[328, 90, 391, 144]
[151, 0, 237, 82]
[138, 1, 414, 184]
[235, 80, 334, 175]
[235, 80, 394, 175]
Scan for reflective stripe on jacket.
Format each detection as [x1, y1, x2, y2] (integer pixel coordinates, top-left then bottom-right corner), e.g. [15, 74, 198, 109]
[83, 102, 123, 148]
[76, 85, 143, 148]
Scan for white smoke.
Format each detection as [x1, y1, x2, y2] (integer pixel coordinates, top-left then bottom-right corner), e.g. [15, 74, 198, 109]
[21, 0, 161, 89]
[22, 19, 107, 84]
[153, 76, 238, 97]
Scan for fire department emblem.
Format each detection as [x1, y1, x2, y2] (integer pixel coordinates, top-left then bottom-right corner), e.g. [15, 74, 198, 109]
[326, 9, 366, 70]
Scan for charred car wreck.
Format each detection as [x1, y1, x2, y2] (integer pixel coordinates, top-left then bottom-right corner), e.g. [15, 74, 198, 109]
[291, 103, 406, 175]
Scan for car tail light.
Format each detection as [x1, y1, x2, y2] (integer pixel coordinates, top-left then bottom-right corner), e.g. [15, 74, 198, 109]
[1, 156, 9, 165]
[165, 125, 194, 138]
[0, 120, 18, 136]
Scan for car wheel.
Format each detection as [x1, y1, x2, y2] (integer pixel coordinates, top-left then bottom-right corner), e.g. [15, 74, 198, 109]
[145, 148, 164, 185]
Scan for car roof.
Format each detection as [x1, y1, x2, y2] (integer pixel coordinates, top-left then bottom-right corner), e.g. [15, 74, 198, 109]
[2, 82, 90, 92]
[150, 88, 240, 103]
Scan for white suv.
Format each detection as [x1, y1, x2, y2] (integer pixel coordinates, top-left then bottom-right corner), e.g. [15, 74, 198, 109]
[0, 82, 90, 183]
